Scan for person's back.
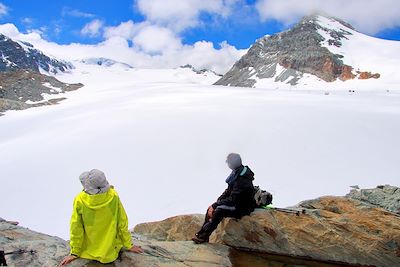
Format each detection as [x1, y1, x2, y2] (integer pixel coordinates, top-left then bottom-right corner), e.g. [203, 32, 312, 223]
[60, 169, 143, 266]
[70, 187, 130, 263]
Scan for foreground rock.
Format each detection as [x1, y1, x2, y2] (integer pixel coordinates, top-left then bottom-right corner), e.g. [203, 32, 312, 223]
[0, 218, 347, 267]
[210, 196, 400, 267]
[134, 192, 400, 267]
[0, 216, 230, 267]
[133, 214, 204, 241]
[0, 218, 68, 266]
[346, 184, 400, 214]
[2, 186, 399, 266]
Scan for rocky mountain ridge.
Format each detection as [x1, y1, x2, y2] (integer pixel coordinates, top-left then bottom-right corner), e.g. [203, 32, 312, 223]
[0, 33, 82, 115]
[0, 34, 71, 74]
[1, 185, 399, 267]
[215, 14, 383, 88]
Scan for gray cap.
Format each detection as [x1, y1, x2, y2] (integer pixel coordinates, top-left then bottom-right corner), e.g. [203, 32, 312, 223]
[79, 169, 111, 195]
[226, 153, 242, 170]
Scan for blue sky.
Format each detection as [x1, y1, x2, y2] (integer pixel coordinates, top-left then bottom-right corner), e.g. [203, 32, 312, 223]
[1, 0, 399, 50]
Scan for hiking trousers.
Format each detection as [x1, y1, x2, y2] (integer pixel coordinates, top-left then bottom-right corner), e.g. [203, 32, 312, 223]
[197, 205, 240, 239]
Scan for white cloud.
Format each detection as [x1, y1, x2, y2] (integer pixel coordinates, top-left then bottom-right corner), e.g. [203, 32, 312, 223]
[0, 2, 8, 17]
[255, 0, 400, 34]
[135, 0, 237, 31]
[104, 20, 139, 40]
[62, 7, 95, 18]
[81, 19, 104, 37]
[0, 23, 245, 74]
[21, 17, 34, 25]
[133, 25, 182, 53]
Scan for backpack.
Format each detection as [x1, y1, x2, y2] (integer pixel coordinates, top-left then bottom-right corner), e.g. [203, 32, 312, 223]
[253, 186, 273, 207]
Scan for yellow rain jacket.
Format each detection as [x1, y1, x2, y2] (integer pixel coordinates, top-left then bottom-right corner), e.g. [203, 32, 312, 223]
[69, 187, 133, 263]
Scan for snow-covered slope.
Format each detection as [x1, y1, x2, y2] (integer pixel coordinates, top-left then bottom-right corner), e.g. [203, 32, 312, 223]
[215, 14, 400, 90]
[80, 57, 133, 69]
[1, 64, 399, 239]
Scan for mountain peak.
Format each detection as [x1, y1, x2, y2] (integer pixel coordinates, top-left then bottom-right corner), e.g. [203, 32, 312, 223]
[0, 33, 72, 74]
[214, 13, 385, 88]
[297, 12, 355, 31]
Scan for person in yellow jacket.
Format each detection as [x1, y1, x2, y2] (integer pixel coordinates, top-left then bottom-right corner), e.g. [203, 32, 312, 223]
[60, 169, 143, 266]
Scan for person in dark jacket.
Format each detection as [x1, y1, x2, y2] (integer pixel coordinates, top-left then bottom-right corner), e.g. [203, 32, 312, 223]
[192, 153, 256, 244]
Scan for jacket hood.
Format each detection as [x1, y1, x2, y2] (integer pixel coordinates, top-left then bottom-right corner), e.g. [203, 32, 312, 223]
[239, 166, 255, 181]
[79, 187, 117, 210]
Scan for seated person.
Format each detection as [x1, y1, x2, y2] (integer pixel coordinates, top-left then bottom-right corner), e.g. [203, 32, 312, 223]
[192, 153, 255, 243]
[60, 169, 143, 265]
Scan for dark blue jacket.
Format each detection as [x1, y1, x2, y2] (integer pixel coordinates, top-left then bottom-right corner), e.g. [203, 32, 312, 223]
[212, 165, 255, 216]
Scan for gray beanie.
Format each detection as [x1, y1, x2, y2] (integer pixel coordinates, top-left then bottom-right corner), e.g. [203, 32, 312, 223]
[79, 169, 111, 195]
[226, 153, 242, 170]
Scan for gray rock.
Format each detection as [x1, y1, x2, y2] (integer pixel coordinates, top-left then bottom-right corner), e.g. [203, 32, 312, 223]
[180, 64, 223, 77]
[0, 219, 69, 267]
[346, 184, 400, 214]
[214, 13, 377, 87]
[0, 70, 83, 115]
[0, 34, 72, 74]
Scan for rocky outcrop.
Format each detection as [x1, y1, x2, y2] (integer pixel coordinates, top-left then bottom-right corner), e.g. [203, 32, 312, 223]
[133, 214, 204, 241]
[357, 71, 381, 80]
[1, 218, 350, 267]
[0, 34, 71, 74]
[0, 33, 83, 115]
[346, 184, 400, 214]
[3, 186, 400, 266]
[214, 14, 380, 87]
[0, 70, 83, 115]
[0, 218, 69, 266]
[211, 197, 400, 267]
[180, 64, 223, 77]
[133, 189, 400, 267]
[0, 216, 232, 267]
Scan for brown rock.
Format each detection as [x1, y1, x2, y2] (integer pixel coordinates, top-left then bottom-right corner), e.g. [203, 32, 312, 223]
[339, 65, 356, 81]
[133, 214, 204, 241]
[211, 197, 400, 267]
[358, 71, 381, 79]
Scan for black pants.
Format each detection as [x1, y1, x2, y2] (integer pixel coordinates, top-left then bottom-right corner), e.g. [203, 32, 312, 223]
[196, 205, 240, 239]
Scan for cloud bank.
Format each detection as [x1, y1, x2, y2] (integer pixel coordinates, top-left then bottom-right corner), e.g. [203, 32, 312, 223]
[135, 0, 237, 31]
[255, 0, 400, 34]
[0, 22, 245, 74]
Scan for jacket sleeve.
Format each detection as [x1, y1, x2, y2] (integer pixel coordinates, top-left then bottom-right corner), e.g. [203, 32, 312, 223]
[69, 197, 84, 256]
[214, 182, 244, 208]
[117, 197, 133, 249]
[212, 188, 230, 208]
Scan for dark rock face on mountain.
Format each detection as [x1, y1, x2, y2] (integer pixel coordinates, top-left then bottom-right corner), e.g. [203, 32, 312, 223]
[0, 34, 82, 115]
[0, 34, 71, 74]
[81, 57, 133, 68]
[215, 14, 380, 87]
[181, 64, 223, 76]
[0, 70, 83, 114]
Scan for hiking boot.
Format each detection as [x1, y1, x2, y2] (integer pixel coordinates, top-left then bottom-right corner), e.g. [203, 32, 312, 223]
[192, 236, 209, 244]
